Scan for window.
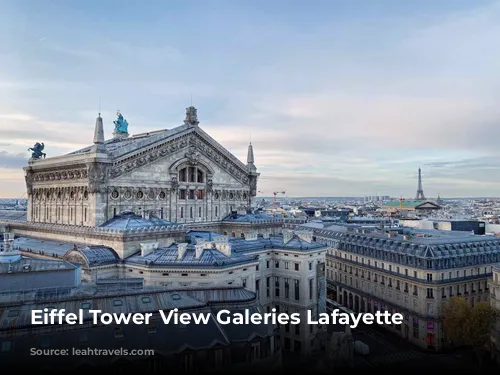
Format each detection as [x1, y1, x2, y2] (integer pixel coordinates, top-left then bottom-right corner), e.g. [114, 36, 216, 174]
[196, 190, 204, 200]
[180, 207, 184, 219]
[294, 263, 299, 271]
[250, 342, 261, 362]
[113, 300, 123, 306]
[199, 207, 202, 218]
[285, 261, 289, 269]
[309, 278, 313, 300]
[0, 341, 12, 353]
[284, 278, 290, 298]
[179, 190, 186, 199]
[266, 277, 271, 297]
[190, 207, 193, 218]
[81, 302, 91, 309]
[275, 277, 280, 297]
[426, 288, 434, 299]
[114, 327, 124, 338]
[147, 323, 157, 334]
[183, 353, 194, 371]
[141, 296, 152, 303]
[309, 262, 312, 271]
[294, 280, 300, 300]
[214, 349, 223, 368]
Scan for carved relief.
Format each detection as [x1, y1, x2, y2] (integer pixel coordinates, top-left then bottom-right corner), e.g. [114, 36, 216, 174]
[25, 170, 34, 195]
[171, 176, 179, 191]
[185, 148, 201, 165]
[32, 168, 88, 183]
[109, 133, 250, 185]
[88, 163, 107, 194]
[206, 178, 213, 193]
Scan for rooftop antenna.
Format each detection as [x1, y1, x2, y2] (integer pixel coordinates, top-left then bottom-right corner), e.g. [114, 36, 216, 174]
[98, 96, 101, 116]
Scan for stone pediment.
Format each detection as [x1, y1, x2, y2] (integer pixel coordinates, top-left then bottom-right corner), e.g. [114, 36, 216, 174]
[415, 201, 441, 209]
[108, 127, 250, 185]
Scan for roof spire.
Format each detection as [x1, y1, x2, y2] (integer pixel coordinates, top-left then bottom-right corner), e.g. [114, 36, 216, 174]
[93, 112, 105, 145]
[247, 142, 255, 165]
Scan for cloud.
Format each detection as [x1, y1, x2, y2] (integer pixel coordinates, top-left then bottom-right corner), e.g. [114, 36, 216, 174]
[1, 2, 500, 197]
[0, 151, 27, 169]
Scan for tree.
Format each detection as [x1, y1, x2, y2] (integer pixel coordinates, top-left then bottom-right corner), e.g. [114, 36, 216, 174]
[442, 296, 500, 365]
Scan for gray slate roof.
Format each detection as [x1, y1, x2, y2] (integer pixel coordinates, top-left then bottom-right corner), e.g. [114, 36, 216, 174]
[75, 246, 120, 265]
[13, 237, 76, 257]
[308, 224, 500, 259]
[0, 257, 78, 274]
[126, 244, 256, 268]
[100, 211, 174, 230]
[222, 212, 282, 223]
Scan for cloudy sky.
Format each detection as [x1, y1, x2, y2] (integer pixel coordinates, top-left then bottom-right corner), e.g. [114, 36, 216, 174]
[1, 0, 500, 198]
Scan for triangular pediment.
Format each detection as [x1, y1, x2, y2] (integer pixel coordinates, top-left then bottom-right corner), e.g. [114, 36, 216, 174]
[415, 201, 441, 209]
[108, 126, 250, 185]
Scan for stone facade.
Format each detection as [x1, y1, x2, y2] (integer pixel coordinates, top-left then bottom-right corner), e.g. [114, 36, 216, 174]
[24, 108, 259, 227]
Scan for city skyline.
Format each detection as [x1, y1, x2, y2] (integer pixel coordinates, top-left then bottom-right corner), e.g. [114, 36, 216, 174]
[2, 0, 500, 198]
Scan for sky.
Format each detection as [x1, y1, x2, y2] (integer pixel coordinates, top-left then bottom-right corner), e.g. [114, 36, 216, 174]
[1, 0, 500, 198]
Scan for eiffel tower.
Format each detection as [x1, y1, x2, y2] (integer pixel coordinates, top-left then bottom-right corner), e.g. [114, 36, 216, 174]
[415, 167, 426, 200]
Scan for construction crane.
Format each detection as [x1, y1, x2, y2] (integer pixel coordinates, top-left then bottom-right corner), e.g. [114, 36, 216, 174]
[257, 190, 286, 208]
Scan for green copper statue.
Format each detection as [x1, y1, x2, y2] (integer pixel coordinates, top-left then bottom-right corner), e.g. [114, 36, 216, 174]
[113, 110, 129, 134]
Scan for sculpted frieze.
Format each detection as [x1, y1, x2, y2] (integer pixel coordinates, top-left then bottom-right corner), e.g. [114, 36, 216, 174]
[109, 132, 250, 185]
[87, 163, 107, 194]
[32, 168, 88, 183]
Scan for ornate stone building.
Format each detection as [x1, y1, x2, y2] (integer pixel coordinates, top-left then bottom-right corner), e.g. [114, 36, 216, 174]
[24, 107, 259, 227]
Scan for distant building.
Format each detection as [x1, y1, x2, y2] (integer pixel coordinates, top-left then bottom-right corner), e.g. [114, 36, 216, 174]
[400, 219, 486, 235]
[305, 224, 499, 351]
[382, 200, 441, 214]
[489, 265, 500, 364]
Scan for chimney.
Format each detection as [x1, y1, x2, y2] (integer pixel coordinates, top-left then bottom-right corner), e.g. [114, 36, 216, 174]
[140, 242, 158, 257]
[215, 242, 231, 257]
[195, 241, 207, 259]
[177, 243, 188, 260]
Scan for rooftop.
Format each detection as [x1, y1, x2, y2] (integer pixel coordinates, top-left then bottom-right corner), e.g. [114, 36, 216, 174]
[126, 243, 256, 268]
[99, 211, 174, 230]
[222, 212, 282, 223]
[310, 224, 500, 258]
[0, 257, 79, 274]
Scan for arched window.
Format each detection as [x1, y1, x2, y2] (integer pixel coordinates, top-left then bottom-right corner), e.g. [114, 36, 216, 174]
[179, 167, 205, 183]
[178, 166, 206, 201]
